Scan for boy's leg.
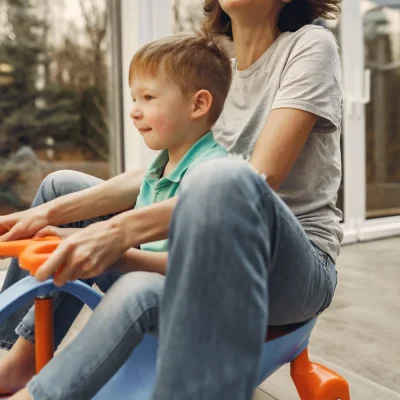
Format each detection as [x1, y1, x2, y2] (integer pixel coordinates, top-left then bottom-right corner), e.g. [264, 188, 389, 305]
[26, 272, 164, 400]
[0, 170, 106, 350]
[0, 170, 123, 393]
[0, 268, 122, 394]
[0, 338, 35, 394]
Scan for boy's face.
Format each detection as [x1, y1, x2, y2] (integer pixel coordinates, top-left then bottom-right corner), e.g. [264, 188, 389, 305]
[130, 70, 193, 151]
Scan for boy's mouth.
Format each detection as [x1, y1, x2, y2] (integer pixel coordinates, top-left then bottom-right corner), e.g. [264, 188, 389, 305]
[137, 127, 152, 134]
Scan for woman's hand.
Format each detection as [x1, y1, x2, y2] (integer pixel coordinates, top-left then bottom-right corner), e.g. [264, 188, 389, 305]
[0, 208, 50, 259]
[34, 220, 128, 286]
[33, 226, 80, 239]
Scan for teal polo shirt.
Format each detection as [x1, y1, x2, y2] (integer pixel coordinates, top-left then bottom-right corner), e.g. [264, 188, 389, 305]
[135, 131, 227, 252]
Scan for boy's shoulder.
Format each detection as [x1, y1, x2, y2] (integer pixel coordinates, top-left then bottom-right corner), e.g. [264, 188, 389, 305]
[188, 142, 227, 173]
[197, 143, 227, 161]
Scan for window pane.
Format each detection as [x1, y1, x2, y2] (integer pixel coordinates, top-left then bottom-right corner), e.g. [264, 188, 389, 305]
[0, 0, 117, 215]
[363, 0, 400, 219]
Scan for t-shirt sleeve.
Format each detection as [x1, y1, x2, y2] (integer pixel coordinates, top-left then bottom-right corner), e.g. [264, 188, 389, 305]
[272, 28, 343, 133]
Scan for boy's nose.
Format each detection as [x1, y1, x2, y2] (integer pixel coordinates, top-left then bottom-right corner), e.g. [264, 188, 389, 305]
[130, 104, 143, 120]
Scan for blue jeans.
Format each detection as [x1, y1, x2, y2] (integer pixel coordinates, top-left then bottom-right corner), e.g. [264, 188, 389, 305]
[1, 160, 337, 400]
[28, 271, 164, 400]
[151, 159, 337, 400]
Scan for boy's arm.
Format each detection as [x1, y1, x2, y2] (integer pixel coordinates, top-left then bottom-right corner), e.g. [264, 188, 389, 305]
[47, 168, 145, 226]
[118, 248, 168, 275]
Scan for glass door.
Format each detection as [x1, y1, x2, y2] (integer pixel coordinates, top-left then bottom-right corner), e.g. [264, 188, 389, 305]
[358, 0, 400, 240]
[0, 0, 123, 216]
[363, 1, 400, 219]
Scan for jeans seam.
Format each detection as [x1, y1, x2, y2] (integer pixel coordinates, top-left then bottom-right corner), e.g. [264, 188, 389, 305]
[260, 183, 322, 265]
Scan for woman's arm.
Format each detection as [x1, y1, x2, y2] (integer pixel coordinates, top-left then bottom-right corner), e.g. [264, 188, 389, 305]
[113, 197, 178, 249]
[251, 29, 341, 191]
[117, 248, 168, 275]
[35, 197, 177, 285]
[250, 108, 317, 191]
[47, 168, 145, 226]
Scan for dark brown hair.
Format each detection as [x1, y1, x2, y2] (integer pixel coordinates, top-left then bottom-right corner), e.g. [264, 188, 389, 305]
[129, 34, 232, 125]
[203, 0, 341, 39]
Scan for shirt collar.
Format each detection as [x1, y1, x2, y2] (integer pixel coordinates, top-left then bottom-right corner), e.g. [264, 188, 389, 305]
[145, 131, 217, 185]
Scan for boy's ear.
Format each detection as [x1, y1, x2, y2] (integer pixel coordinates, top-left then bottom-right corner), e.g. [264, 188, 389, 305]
[191, 90, 213, 120]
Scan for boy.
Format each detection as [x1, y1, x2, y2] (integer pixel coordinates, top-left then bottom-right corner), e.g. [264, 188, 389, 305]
[4, 33, 232, 400]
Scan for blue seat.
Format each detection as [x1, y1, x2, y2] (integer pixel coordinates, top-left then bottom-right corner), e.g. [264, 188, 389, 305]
[0, 276, 316, 399]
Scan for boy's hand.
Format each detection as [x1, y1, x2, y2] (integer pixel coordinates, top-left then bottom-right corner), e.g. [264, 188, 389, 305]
[33, 226, 79, 240]
[0, 208, 50, 258]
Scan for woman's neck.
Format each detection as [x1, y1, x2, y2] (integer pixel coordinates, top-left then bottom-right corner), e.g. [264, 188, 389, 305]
[232, 11, 281, 71]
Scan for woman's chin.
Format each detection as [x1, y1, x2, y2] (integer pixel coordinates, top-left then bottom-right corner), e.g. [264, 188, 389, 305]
[219, 0, 253, 13]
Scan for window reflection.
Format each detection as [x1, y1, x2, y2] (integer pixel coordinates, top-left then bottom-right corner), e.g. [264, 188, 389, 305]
[0, 0, 113, 215]
[363, 0, 400, 218]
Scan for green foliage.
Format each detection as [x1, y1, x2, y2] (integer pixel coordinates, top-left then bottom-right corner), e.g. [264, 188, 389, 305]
[0, 0, 109, 160]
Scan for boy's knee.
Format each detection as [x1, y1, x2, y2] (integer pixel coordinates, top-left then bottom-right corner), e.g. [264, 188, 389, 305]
[41, 170, 81, 199]
[41, 170, 102, 200]
[110, 272, 165, 309]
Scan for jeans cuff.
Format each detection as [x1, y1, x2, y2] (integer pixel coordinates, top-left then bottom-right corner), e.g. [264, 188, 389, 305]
[27, 378, 49, 400]
[16, 322, 35, 343]
[0, 340, 13, 351]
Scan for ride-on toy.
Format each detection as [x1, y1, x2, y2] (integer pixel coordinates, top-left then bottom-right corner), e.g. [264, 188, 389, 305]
[0, 238, 350, 399]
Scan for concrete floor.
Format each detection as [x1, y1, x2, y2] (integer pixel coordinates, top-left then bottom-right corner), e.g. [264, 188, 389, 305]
[1, 237, 400, 399]
[255, 236, 400, 400]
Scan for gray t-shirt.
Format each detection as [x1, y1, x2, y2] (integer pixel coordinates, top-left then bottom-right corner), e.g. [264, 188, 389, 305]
[213, 25, 344, 261]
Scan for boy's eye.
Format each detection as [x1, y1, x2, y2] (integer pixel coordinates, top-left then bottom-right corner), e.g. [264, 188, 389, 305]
[144, 95, 154, 101]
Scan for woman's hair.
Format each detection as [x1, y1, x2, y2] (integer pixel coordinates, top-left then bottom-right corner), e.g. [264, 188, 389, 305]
[203, 0, 341, 39]
[129, 34, 232, 124]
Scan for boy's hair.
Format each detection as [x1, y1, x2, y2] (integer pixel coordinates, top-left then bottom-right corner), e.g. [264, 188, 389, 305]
[129, 34, 232, 125]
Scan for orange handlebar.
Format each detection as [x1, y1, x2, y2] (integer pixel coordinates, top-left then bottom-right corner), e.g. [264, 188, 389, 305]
[0, 237, 61, 275]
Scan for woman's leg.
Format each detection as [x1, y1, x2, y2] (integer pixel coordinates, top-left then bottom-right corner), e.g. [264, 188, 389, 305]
[23, 272, 164, 400]
[151, 159, 337, 400]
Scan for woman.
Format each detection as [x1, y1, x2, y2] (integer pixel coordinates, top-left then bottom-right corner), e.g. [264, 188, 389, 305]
[0, 0, 343, 399]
